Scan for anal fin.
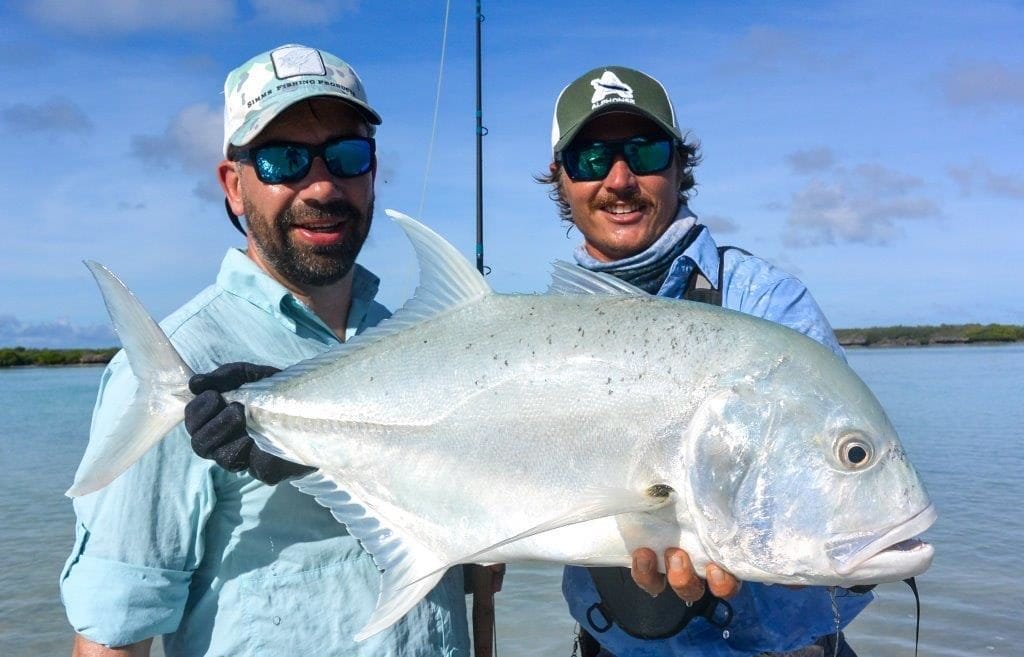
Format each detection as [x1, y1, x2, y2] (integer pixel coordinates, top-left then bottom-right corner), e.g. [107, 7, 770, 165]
[410, 485, 675, 588]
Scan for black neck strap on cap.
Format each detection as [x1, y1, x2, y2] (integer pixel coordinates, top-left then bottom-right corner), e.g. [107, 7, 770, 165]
[224, 198, 246, 236]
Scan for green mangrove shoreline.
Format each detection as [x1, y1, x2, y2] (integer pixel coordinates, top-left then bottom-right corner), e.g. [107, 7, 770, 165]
[0, 347, 118, 367]
[833, 323, 1024, 348]
[2, 324, 1022, 367]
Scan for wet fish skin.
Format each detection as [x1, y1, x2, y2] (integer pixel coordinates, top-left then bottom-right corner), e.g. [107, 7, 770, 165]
[69, 209, 935, 641]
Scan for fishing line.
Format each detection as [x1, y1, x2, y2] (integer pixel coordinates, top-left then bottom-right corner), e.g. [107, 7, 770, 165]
[904, 577, 921, 657]
[829, 586, 839, 657]
[418, 0, 453, 220]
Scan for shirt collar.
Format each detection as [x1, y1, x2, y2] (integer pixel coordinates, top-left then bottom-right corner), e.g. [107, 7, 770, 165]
[215, 248, 381, 341]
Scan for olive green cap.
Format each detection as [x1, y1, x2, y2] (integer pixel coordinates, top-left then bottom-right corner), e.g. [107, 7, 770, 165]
[551, 66, 681, 154]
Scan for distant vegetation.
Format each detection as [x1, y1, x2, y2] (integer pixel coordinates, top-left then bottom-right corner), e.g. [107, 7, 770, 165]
[0, 346, 118, 367]
[1, 323, 1022, 367]
[835, 323, 1024, 347]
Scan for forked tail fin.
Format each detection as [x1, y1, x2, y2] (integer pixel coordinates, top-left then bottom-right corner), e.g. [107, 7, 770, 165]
[65, 262, 194, 497]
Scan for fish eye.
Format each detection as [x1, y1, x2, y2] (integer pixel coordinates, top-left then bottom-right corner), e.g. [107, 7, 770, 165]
[835, 433, 874, 470]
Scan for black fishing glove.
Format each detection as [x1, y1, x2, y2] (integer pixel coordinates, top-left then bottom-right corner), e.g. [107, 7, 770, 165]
[185, 362, 316, 485]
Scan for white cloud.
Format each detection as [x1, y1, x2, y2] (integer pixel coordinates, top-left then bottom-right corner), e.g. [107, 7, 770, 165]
[716, 26, 843, 77]
[947, 161, 1024, 199]
[0, 97, 93, 133]
[783, 164, 940, 247]
[249, 0, 360, 25]
[942, 60, 1024, 108]
[23, 0, 235, 33]
[701, 214, 739, 234]
[0, 314, 117, 348]
[130, 103, 222, 173]
[786, 147, 836, 174]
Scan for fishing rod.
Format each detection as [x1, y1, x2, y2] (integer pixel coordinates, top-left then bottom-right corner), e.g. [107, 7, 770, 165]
[475, 0, 487, 275]
[471, 4, 497, 654]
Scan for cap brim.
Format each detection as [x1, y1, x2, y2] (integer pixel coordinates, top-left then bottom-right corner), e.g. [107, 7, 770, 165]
[228, 92, 382, 152]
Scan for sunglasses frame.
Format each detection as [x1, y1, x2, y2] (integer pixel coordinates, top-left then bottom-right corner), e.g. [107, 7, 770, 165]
[558, 136, 678, 182]
[233, 136, 376, 184]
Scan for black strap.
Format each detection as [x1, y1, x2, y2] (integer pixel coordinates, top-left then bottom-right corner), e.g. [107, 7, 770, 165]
[682, 238, 752, 307]
[585, 566, 733, 641]
[224, 198, 247, 236]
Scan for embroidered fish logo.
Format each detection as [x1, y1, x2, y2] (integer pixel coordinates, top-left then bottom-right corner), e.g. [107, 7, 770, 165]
[590, 70, 634, 106]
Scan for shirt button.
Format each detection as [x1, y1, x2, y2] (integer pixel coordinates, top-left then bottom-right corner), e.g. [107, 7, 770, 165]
[273, 616, 281, 625]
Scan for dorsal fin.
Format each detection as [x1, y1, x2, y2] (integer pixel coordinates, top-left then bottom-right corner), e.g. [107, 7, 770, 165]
[548, 260, 647, 296]
[384, 209, 492, 328]
[240, 210, 491, 396]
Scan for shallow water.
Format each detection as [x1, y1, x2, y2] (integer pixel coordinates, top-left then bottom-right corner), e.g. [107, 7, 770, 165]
[2, 344, 1021, 656]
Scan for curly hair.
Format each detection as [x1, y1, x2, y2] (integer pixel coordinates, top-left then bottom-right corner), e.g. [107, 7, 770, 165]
[535, 136, 702, 223]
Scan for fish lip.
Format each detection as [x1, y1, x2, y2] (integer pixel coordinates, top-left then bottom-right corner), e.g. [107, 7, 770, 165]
[825, 503, 937, 576]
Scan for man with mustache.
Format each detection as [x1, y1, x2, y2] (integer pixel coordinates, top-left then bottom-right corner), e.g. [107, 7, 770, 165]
[545, 66, 874, 657]
[60, 44, 471, 657]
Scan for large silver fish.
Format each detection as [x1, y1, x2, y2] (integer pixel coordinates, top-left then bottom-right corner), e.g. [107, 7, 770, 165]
[69, 209, 935, 640]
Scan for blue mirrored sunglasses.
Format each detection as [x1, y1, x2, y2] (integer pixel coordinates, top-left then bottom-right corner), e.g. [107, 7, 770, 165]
[233, 136, 375, 184]
[559, 136, 675, 182]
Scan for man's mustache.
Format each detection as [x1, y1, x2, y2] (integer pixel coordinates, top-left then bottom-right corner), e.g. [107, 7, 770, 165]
[282, 201, 364, 226]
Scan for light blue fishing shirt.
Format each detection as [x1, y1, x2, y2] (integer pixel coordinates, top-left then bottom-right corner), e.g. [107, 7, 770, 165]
[60, 249, 470, 656]
[563, 219, 874, 656]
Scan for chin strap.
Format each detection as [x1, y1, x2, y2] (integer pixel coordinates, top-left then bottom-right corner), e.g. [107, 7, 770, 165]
[224, 198, 246, 236]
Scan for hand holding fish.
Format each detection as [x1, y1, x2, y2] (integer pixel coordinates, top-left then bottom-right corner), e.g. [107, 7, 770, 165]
[631, 547, 740, 602]
[184, 362, 315, 484]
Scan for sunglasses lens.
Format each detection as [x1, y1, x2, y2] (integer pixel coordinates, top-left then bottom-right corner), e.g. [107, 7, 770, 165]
[565, 144, 613, 181]
[324, 139, 373, 177]
[625, 140, 672, 174]
[254, 145, 311, 184]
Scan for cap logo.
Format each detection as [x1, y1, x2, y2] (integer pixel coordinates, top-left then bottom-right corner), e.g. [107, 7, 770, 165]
[590, 71, 634, 108]
[270, 45, 327, 79]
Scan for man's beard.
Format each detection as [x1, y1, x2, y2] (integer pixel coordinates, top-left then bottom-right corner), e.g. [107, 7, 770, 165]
[245, 197, 373, 287]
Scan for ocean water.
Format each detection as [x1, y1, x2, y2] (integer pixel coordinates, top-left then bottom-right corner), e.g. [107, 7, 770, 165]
[1, 344, 1021, 656]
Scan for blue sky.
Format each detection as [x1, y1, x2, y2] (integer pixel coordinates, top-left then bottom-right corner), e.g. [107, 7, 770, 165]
[1, 0, 1021, 347]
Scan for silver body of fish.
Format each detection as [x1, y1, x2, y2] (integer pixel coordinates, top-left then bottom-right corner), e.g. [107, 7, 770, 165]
[69, 209, 935, 641]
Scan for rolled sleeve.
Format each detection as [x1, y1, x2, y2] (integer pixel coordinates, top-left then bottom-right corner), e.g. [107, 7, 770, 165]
[60, 356, 215, 646]
[61, 522, 192, 646]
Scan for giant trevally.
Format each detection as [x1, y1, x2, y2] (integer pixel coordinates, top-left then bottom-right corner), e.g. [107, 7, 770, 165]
[68, 209, 935, 641]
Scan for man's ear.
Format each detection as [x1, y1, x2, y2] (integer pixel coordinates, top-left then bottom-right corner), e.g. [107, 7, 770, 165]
[549, 161, 559, 176]
[218, 160, 244, 217]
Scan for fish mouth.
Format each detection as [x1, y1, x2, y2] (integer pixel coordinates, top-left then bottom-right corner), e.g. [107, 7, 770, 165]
[825, 504, 937, 579]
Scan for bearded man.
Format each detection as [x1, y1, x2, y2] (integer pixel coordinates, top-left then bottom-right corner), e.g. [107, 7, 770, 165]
[60, 44, 470, 657]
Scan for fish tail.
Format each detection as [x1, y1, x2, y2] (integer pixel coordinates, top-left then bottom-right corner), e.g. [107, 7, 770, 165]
[65, 262, 195, 497]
